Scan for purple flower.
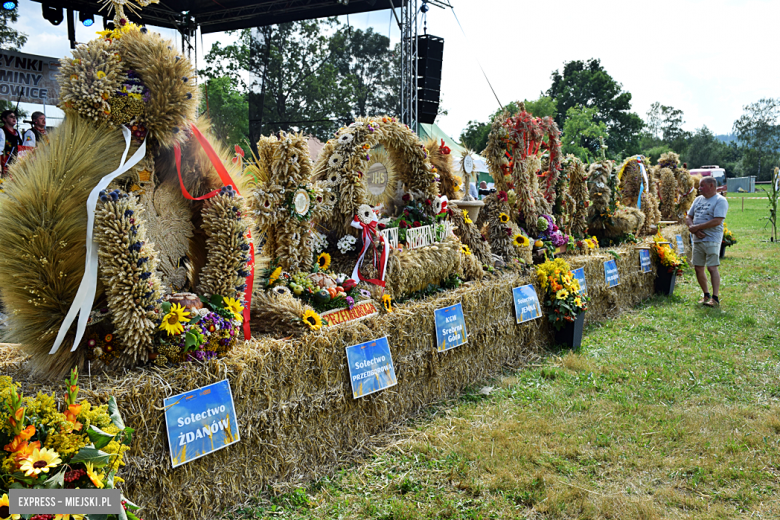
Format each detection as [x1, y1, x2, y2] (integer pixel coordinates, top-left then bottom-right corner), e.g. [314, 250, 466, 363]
[346, 296, 355, 310]
[360, 289, 371, 299]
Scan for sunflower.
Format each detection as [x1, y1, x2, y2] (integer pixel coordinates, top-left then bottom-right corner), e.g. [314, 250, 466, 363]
[268, 266, 282, 286]
[461, 244, 472, 255]
[513, 234, 530, 247]
[84, 461, 104, 489]
[222, 297, 244, 321]
[317, 252, 331, 271]
[0, 493, 20, 520]
[382, 294, 393, 313]
[19, 447, 61, 477]
[302, 309, 323, 331]
[574, 297, 583, 307]
[462, 210, 473, 224]
[555, 289, 569, 300]
[499, 212, 510, 223]
[158, 303, 190, 336]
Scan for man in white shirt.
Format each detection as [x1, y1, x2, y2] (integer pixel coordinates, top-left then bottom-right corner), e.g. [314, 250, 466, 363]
[22, 111, 47, 148]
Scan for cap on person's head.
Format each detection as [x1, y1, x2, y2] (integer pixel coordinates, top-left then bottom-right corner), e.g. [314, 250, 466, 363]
[31, 111, 45, 122]
[1, 109, 16, 121]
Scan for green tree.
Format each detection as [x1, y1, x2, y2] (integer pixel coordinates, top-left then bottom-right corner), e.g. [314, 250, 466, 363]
[560, 105, 607, 162]
[200, 76, 249, 152]
[547, 59, 643, 157]
[335, 28, 398, 118]
[459, 119, 490, 152]
[523, 96, 557, 119]
[0, 6, 27, 51]
[201, 21, 351, 142]
[732, 98, 780, 180]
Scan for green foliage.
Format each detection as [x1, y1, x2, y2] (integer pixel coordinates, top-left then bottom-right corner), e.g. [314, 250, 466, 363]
[547, 58, 643, 158]
[683, 126, 743, 175]
[459, 119, 491, 153]
[732, 98, 780, 181]
[200, 77, 249, 152]
[560, 105, 607, 162]
[523, 95, 557, 118]
[0, 7, 27, 51]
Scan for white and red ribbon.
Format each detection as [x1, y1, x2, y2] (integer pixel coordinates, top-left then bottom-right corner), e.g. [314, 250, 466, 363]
[350, 217, 389, 288]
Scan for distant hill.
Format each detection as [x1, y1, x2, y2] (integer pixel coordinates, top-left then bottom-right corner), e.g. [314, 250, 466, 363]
[715, 133, 738, 144]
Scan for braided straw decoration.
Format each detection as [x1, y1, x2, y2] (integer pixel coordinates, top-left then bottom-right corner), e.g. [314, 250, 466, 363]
[198, 193, 250, 303]
[568, 157, 590, 238]
[94, 193, 163, 366]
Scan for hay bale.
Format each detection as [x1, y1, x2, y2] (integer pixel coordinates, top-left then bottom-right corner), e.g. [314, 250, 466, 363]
[0, 226, 689, 520]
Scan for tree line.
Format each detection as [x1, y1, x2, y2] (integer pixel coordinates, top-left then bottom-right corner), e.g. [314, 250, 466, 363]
[460, 59, 780, 181]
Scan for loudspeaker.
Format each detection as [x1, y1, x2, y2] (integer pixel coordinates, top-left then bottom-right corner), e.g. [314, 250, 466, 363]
[417, 34, 443, 125]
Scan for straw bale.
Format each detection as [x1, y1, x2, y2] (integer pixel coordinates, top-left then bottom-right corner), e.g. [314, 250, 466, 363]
[0, 227, 689, 520]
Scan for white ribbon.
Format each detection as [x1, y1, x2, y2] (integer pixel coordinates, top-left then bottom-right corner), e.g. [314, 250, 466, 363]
[349, 218, 389, 286]
[50, 127, 147, 354]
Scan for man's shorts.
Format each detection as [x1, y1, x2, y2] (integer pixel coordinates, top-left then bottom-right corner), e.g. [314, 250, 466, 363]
[692, 241, 720, 267]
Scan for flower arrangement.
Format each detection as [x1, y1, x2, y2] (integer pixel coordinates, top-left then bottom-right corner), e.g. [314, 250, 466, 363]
[572, 235, 599, 254]
[1, 368, 142, 520]
[536, 258, 589, 330]
[385, 193, 445, 243]
[651, 232, 687, 274]
[152, 296, 242, 365]
[722, 223, 737, 247]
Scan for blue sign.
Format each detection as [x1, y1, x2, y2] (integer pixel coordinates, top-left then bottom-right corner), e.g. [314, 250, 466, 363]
[639, 249, 651, 273]
[512, 284, 542, 324]
[604, 259, 620, 287]
[345, 336, 397, 399]
[163, 379, 240, 468]
[572, 267, 587, 295]
[675, 234, 685, 255]
[434, 302, 468, 352]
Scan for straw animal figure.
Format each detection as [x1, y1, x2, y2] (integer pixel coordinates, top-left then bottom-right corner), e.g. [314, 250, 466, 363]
[247, 132, 334, 274]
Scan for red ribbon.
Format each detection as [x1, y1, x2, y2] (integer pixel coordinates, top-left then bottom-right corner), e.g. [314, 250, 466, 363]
[174, 124, 254, 340]
[352, 217, 387, 288]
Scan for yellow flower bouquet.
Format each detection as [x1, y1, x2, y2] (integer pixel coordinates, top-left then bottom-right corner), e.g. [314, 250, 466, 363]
[722, 222, 737, 247]
[1, 368, 142, 519]
[651, 232, 687, 274]
[536, 258, 589, 330]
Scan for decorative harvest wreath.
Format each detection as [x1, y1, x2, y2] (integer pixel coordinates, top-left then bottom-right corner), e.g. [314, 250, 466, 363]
[315, 116, 440, 235]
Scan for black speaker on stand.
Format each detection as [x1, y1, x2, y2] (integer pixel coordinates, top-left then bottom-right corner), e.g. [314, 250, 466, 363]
[417, 35, 443, 125]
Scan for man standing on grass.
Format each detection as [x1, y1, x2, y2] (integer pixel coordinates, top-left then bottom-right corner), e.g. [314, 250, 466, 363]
[686, 176, 728, 307]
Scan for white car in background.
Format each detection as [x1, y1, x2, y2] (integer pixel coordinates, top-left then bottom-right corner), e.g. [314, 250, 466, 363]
[689, 165, 727, 192]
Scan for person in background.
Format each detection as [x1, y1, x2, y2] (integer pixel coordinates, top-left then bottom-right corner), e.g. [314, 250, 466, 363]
[477, 180, 495, 199]
[685, 176, 728, 307]
[22, 111, 47, 148]
[1, 109, 22, 176]
[468, 181, 479, 199]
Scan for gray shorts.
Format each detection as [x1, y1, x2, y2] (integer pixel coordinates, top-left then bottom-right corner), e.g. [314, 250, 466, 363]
[692, 241, 720, 267]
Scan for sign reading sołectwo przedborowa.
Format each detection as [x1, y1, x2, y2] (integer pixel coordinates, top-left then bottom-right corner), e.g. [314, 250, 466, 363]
[0, 50, 61, 105]
[345, 336, 397, 398]
[163, 379, 240, 468]
[9, 489, 121, 515]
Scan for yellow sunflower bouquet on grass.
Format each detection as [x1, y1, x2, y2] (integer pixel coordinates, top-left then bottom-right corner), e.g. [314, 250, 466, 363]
[651, 232, 687, 274]
[536, 258, 589, 330]
[1, 368, 142, 519]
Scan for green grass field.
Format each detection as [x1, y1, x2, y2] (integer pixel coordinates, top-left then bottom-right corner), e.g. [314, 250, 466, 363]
[231, 196, 779, 520]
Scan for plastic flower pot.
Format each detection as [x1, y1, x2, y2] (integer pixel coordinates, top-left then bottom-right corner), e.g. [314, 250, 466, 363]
[655, 267, 677, 296]
[553, 312, 585, 349]
[719, 242, 726, 259]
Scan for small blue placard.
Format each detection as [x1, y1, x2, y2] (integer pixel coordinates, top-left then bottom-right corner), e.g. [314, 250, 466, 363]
[639, 249, 651, 273]
[163, 379, 240, 468]
[434, 302, 468, 352]
[512, 284, 542, 324]
[675, 234, 685, 255]
[604, 259, 620, 287]
[345, 336, 397, 399]
[572, 267, 587, 295]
